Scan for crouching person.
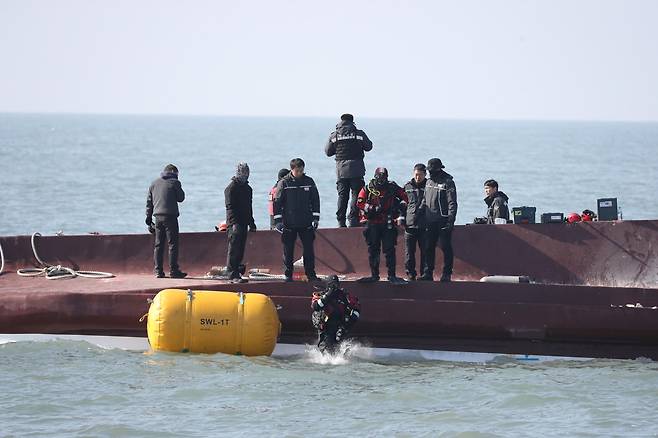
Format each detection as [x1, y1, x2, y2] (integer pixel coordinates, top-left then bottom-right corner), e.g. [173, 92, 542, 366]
[311, 275, 360, 354]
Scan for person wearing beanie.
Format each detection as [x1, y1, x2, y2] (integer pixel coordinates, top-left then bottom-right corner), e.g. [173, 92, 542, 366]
[224, 162, 257, 283]
[145, 163, 187, 279]
[355, 167, 408, 284]
[268, 168, 290, 230]
[421, 158, 458, 282]
[325, 113, 373, 227]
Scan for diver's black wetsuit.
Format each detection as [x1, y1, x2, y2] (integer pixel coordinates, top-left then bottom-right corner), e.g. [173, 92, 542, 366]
[311, 279, 360, 354]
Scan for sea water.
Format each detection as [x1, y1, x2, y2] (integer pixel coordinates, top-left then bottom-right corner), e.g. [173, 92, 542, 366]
[2, 114, 658, 436]
[1, 113, 658, 235]
[1, 339, 658, 436]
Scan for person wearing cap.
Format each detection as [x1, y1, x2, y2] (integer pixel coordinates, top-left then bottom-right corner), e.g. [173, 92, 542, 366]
[355, 167, 408, 284]
[224, 162, 257, 283]
[311, 274, 361, 354]
[273, 158, 321, 282]
[483, 179, 510, 224]
[403, 163, 428, 281]
[145, 164, 187, 279]
[268, 168, 290, 230]
[325, 113, 373, 228]
[421, 158, 457, 282]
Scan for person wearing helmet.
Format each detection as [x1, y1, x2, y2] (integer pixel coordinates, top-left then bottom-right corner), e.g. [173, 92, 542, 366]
[325, 113, 374, 227]
[356, 167, 409, 284]
[311, 274, 361, 354]
[268, 168, 290, 230]
[224, 162, 257, 283]
[421, 158, 457, 282]
[483, 179, 510, 224]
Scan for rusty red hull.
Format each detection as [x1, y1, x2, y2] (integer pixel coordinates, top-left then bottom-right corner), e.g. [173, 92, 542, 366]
[1, 220, 658, 359]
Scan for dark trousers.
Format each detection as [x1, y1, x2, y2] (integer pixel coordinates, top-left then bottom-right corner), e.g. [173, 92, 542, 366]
[404, 227, 427, 277]
[226, 224, 248, 278]
[282, 227, 316, 277]
[424, 222, 454, 277]
[363, 223, 398, 278]
[154, 216, 180, 274]
[336, 178, 365, 226]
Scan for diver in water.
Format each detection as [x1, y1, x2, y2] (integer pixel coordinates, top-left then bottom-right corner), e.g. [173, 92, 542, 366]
[311, 275, 360, 354]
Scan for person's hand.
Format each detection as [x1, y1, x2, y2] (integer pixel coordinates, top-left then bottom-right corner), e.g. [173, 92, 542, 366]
[275, 222, 284, 234]
[249, 223, 257, 232]
[148, 224, 155, 234]
[145, 217, 152, 226]
[312, 220, 319, 230]
[441, 219, 455, 231]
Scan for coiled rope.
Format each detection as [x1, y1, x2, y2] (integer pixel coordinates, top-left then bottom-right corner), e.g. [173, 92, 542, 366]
[17, 232, 114, 280]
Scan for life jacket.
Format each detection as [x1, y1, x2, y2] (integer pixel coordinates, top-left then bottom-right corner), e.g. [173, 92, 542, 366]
[358, 181, 407, 224]
[267, 185, 277, 216]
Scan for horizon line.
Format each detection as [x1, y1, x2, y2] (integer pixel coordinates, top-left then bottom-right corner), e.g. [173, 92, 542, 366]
[1, 110, 657, 124]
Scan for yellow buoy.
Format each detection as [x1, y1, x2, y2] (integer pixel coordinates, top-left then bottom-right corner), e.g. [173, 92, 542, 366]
[146, 289, 280, 356]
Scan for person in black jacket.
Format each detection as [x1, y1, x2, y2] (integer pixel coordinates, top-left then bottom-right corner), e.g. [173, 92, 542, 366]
[146, 164, 187, 278]
[420, 158, 457, 282]
[224, 162, 257, 283]
[325, 114, 373, 227]
[484, 179, 510, 224]
[273, 158, 321, 282]
[403, 163, 428, 281]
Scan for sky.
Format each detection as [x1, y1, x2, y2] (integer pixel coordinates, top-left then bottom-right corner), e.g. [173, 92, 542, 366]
[1, 0, 657, 121]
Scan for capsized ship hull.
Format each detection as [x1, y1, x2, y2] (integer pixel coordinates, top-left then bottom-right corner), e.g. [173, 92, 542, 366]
[1, 220, 657, 360]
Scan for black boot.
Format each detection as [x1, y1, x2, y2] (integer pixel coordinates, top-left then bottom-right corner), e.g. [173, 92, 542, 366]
[418, 272, 433, 281]
[357, 274, 380, 283]
[439, 274, 452, 283]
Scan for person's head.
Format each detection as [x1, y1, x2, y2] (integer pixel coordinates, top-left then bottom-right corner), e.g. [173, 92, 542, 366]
[235, 162, 250, 183]
[290, 158, 305, 178]
[340, 113, 354, 123]
[484, 179, 498, 197]
[326, 274, 340, 291]
[413, 163, 426, 184]
[277, 168, 289, 181]
[163, 164, 178, 175]
[374, 167, 388, 187]
[426, 158, 445, 175]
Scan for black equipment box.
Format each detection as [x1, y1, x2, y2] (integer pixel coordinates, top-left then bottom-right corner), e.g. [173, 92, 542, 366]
[512, 206, 536, 224]
[541, 212, 564, 223]
[597, 198, 618, 221]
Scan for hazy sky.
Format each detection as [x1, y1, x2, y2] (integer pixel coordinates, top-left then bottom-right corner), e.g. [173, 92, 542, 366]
[1, 0, 657, 120]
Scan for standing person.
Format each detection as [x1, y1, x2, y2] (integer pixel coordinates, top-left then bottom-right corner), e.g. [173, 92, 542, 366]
[268, 168, 290, 230]
[403, 163, 428, 281]
[145, 164, 187, 279]
[421, 158, 457, 282]
[483, 179, 510, 224]
[224, 162, 257, 283]
[356, 167, 408, 284]
[273, 158, 320, 282]
[325, 113, 373, 227]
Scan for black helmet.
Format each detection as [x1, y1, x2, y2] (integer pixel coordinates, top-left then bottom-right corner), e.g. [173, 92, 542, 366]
[326, 274, 340, 290]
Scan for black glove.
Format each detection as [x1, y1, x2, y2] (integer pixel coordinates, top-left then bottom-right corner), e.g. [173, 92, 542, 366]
[441, 219, 455, 231]
[148, 224, 155, 234]
[249, 222, 257, 232]
[275, 221, 284, 234]
[312, 220, 319, 230]
[145, 217, 152, 226]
